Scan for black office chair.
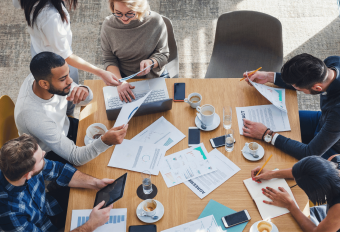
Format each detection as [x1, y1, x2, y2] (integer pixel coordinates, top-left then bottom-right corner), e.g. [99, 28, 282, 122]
[205, 11, 283, 79]
[162, 16, 179, 78]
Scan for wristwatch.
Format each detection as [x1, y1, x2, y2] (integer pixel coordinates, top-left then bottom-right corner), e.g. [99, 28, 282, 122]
[264, 130, 274, 143]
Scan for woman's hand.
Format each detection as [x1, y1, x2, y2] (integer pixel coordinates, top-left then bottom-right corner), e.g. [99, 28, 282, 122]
[98, 69, 120, 86]
[117, 82, 135, 102]
[262, 187, 295, 209]
[137, 59, 157, 76]
[251, 167, 274, 183]
[243, 71, 275, 86]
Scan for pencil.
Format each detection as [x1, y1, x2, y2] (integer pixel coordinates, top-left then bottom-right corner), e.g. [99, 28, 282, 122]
[255, 154, 273, 177]
[240, 67, 262, 81]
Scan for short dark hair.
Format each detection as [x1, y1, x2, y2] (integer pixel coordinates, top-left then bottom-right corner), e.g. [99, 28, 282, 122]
[0, 134, 38, 181]
[30, 52, 65, 82]
[292, 156, 340, 205]
[281, 53, 328, 89]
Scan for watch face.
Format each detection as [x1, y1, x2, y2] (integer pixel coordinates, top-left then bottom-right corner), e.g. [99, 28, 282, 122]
[264, 134, 271, 142]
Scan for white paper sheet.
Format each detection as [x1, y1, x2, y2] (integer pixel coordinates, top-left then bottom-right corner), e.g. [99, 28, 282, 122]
[160, 143, 216, 188]
[161, 215, 224, 232]
[184, 149, 240, 199]
[70, 208, 127, 232]
[119, 64, 153, 82]
[132, 116, 185, 151]
[113, 91, 151, 127]
[236, 105, 291, 135]
[108, 139, 166, 175]
[248, 78, 287, 112]
[243, 178, 298, 220]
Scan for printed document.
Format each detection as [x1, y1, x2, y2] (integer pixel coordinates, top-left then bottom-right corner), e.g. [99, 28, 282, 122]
[108, 139, 166, 175]
[119, 64, 153, 82]
[132, 116, 185, 151]
[243, 178, 298, 220]
[160, 143, 216, 188]
[114, 91, 151, 127]
[161, 215, 224, 232]
[184, 149, 240, 199]
[236, 105, 291, 135]
[248, 78, 287, 112]
[70, 208, 127, 232]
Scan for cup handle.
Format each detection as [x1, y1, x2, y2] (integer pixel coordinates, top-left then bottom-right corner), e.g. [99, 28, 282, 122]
[184, 98, 189, 103]
[196, 106, 201, 113]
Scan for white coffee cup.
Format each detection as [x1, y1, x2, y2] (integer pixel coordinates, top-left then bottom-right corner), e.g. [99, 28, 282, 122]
[196, 104, 215, 126]
[142, 199, 157, 216]
[184, 93, 202, 109]
[257, 220, 273, 232]
[246, 142, 259, 156]
[86, 123, 108, 143]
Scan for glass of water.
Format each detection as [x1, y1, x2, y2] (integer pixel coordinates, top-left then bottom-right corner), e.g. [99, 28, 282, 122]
[223, 107, 232, 129]
[141, 170, 153, 195]
[225, 129, 234, 152]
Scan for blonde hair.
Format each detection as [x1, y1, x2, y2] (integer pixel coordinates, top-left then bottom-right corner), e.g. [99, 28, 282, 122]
[109, 0, 150, 21]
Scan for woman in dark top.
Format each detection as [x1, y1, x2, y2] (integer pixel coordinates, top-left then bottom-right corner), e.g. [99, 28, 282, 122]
[251, 156, 340, 232]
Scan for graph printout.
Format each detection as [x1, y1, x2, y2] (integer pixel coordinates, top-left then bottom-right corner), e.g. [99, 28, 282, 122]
[70, 208, 127, 232]
[132, 116, 186, 151]
[160, 143, 216, 188]
[108, 139, 166, 175]
[161, 215, 225, 232]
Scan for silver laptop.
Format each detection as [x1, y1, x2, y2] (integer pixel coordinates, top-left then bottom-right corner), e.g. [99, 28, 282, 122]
[103, 78, 173, 120]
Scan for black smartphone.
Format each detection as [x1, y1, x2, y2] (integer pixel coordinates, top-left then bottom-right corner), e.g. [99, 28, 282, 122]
[188, 127, 200, 147]
[221, 210, 251, 228]
[210, 135, 226, 148]
[129, 225, 157, 232]
[174, 83, 185, 101]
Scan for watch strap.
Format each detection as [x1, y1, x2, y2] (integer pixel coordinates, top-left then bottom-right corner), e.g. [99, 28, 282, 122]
[150, 59, 154, 69]
[262, 128, 270, 141]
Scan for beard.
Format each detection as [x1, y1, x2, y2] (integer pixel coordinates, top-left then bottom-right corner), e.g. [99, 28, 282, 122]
[32, 160, 45, 177]
[48, 83, 71, 96]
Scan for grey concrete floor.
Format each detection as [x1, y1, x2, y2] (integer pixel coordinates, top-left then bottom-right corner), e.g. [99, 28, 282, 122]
[1, 0, 340, 112]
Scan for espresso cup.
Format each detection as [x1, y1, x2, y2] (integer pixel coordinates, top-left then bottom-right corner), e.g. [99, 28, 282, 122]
[196, 104, 215, 126]
[257, 221, 273, 232]
[184, 93, 202, 109]
[86, 123, 108, 143]
[142, 199, 157, 216]
[245, 142, 259, 156]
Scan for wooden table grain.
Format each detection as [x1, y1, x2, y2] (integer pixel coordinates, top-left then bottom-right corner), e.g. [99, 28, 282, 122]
[65, 78, 309, 232]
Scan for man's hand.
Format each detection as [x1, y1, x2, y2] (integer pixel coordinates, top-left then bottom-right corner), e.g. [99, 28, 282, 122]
[251, 167, 274, 183]
[86, 201, 113, 231]
[101, 124, 128, 146]
[262, 187, 295, 210]
[137, 59, 154, 76]
[67, 86, 89, 104]
[99, 69, 120, 86]
[95, 178, 115, 191]
[242, 119, 268, 140]
[243, 71, 275, 86]
[117, 82, 135, 102]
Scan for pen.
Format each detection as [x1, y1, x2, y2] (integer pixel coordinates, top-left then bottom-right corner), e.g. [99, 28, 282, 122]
[255, 154, 273, 177]
[240, 67, 262, 82]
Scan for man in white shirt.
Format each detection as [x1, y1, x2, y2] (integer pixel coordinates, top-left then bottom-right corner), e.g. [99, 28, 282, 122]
[15, 52, 128, 166]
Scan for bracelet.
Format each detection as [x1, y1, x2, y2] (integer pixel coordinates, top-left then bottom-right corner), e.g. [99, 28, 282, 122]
[150, 59, 154, 69]
[262, 128, 270, 141]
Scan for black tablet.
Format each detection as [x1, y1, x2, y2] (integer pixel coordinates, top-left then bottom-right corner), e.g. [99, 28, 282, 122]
[93, 173, 127, 209]
[129, 225, 156, 232]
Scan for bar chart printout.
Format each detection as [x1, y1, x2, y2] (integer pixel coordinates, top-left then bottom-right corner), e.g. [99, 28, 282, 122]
[70, 208, 127, 232]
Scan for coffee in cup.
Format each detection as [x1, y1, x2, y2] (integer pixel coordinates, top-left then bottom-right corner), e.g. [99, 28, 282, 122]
[86, 123, 108, 143]
[246, 142, 259, 156]
[142, 199, 157, 216]
[202, 110, 213, 116]
[184, 93, 202, 109]
[196, 104, 215, 126]
[257, 221, 272, 232]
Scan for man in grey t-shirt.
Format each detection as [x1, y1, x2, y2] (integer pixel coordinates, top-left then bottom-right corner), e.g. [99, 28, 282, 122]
[15, 52, 128, 166]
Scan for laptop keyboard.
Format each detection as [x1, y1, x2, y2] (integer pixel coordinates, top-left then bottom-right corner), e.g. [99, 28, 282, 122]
[107, 89, 167, 109]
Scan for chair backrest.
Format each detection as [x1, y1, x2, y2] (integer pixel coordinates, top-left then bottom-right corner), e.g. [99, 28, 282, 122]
[0, 95, 18, 147]
[205, 11, 283, 78]
[162, 15, 179, 78]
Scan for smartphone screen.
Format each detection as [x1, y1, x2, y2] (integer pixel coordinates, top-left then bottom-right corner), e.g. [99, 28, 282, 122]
[188, 127, 200, 146]
[223, 211, 249, 227]
[212, 135, 226, 147]
[174, 83, 185, 101]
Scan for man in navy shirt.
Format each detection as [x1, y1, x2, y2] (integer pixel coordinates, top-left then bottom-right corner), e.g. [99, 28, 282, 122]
[242, 53, 340, 160]
[0, 134, 115, 231]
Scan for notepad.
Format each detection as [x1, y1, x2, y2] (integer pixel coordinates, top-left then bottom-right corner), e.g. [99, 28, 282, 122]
[243, 178, 298, 220]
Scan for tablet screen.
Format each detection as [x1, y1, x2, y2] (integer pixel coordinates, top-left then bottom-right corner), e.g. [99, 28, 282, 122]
[94, 173, 127, 208]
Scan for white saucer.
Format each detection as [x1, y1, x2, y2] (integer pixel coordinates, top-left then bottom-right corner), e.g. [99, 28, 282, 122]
[84, 135, 94, 146]
[136, 200, 164, 223]
[249, 221, 279, 232]
[242, 144, 265, 161]
[195, 114, 220, 131]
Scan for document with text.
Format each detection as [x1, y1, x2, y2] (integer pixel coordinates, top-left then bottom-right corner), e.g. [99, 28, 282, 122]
[236, 105, 291, 135]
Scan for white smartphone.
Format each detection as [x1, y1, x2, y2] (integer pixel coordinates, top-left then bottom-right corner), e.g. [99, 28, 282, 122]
[221, 210, 251, 228]
[188, 127, 200, 147]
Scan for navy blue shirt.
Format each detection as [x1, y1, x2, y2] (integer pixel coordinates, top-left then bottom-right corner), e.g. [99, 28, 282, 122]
[274, 56, 340, 159]
[0, 159, 77, 231]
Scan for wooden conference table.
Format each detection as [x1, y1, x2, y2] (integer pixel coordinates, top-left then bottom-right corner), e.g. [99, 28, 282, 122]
[65, 78, 309, 232]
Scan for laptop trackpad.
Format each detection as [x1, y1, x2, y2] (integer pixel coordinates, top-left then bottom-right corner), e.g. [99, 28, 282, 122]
[130, 81, 151, 94]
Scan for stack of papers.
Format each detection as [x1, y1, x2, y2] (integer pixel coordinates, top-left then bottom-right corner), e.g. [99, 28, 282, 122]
[184, 149, 240, 199]
[243, 177, 298, 220]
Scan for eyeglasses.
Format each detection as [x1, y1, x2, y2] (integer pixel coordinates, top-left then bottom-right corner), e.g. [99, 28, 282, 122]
[112, 12, 136, 19]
